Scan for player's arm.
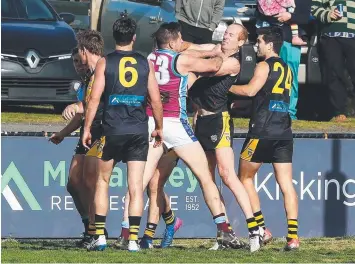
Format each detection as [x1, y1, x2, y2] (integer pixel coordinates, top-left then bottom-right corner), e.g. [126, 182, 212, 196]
[182, 44, 221, 58]
[177, 54, 223, 75]
[49, 113, 82, 144]
[59, 114, 82, 137]
[147, 61, 163, 130]
[214, 57, 240, 76]
[229, 61, 269, 97]
[84, 58, 105, 133]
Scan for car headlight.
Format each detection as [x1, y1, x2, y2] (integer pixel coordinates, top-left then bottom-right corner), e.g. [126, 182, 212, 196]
[212, 21, 228, 42]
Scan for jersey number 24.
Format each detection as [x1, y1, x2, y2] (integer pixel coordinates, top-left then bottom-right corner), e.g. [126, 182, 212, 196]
[272, 62, 292, 96]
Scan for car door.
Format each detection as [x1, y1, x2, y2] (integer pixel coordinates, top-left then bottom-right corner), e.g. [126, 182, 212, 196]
[101, 0, 162, 56]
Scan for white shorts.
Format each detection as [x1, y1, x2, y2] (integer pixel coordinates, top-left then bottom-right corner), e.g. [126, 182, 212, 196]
[148, 117, 197, 149]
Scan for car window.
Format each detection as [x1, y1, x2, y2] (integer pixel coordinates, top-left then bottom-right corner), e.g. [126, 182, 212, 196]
[1, 0, 21, 19]
[2, 0, 55, 20]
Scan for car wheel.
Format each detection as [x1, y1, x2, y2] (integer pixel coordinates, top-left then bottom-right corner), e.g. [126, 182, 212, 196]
[53, 103, 68, 114]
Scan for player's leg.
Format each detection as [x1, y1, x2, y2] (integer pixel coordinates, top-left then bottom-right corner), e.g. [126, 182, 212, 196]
[272, 140, 299, 251]
[125, 133, 150, 252]
[174, 142, 237, 248]
[205, 150, 242, 250]
[215, 147, 261, 251]
[115, 143, 164, 249]
[143, 151, 183, 248]
[238, 138, 272, 244]
[86, 136, 115, 251]
[67, 154, 87, 241]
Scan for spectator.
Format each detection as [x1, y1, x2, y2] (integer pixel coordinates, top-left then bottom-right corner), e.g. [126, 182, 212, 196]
[256, 0, 312, 120]
[312, 0, 355, 122]
[175, 0, 225, 44]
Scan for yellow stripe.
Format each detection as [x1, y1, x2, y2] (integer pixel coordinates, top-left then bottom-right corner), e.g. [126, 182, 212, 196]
[129, 234, 138, 240]
[96, 230, 104, 235]
[216, 112, 232, 149]
[258, 221, 265, 225]
[130, 225, 140, 229]
[144, 230, 155, 237]
[287, 234, 298, 239]
[255, 215, 263, 220]
[288, 228, 298, 231]
[247, 222, 258, 228]
[288, 220, 298, 226]
[227, 226, 232, 230]
[241, 139, 259, 161]
[130, 228, 139, 233]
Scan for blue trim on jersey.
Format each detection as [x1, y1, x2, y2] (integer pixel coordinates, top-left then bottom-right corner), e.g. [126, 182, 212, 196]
[180, 118, 197, 142]
[269, 100, 289, 112]
[109, 95, 144, 107]
[156, 49, 188, 78]
[179, 75, 189, 119]
[76, 84, 85, 102]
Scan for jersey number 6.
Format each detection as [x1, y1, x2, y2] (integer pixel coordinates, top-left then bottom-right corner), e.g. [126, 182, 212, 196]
[119, 57, 138, 88]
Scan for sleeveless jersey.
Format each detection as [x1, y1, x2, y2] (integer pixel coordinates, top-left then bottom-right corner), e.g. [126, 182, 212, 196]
[146, 49, 189, 119]
[102, 50, 149, 136]
[189, 52, 240, 113]
[83, 73, 104, 126]
[248, 57, 293, 140]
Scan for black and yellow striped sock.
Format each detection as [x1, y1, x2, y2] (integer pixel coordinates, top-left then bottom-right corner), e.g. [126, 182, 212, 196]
[129, 216, 141, 241]
[162, 210, 175, 226]
[254, 211, 266, 229]
[143, 223, 157, 240]
[246, 217, 259, 233]
[287, 219, 298, 242]
[94, 214, 106, 237]
[88, 223, 96, 236]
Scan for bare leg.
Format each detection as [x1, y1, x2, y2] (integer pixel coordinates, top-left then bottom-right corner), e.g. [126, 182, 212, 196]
[238, 158, 263, 213]
[67, 154, 86, 218]
[174, 142, 223, 216]
[216, 147, 254, 219]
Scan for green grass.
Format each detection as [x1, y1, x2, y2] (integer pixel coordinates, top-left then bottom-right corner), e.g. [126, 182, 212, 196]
[2, 105, 355, 132]
[2, 238, 355, 263]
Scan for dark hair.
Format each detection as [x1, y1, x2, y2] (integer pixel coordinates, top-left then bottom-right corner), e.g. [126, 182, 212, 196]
[71, 47, 79, 56]
[76, 30, 104, 56]
[112, 16, 137, 45]
[256, 27, 283, 54]
[152, 22, 181, 49]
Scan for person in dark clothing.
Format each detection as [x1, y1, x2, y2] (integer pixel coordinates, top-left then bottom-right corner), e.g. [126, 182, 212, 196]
[312, 0, 355, 122]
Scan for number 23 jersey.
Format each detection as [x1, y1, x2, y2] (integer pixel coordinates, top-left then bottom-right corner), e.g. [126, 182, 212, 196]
[146, 49, 189, 120]
[248, 57, 293, 140]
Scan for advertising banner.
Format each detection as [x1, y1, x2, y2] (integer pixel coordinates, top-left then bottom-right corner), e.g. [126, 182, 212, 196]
[1, 137, 355, 238]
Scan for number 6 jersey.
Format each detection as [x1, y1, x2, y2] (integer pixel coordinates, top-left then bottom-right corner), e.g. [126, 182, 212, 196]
[102, 50, 149, 136]
[248, 57, 293, 140]
[146, 49, 189, 119]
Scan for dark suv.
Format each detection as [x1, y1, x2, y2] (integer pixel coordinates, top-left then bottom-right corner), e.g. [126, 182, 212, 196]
[1, 0, 80, 113]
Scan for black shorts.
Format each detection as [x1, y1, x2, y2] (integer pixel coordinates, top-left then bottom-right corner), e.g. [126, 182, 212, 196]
[96, 134, 149, 163]
[74, 125, 102, 156]
[240, 138, 293, 163]
[195, 111, 234, 151]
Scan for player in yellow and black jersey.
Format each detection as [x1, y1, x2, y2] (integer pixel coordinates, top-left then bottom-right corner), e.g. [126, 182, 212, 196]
[229, 27, 299, 251]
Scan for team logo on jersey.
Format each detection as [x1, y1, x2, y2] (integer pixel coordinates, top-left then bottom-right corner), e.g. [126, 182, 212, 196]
[211, 135, 218, 142]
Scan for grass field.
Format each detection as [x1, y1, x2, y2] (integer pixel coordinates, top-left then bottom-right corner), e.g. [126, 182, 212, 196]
[2, 237, 355, 263]
[2, 105, 355, 132]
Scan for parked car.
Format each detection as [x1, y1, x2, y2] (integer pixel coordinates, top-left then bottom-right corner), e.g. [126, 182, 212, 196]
[1, 0, 80, 113]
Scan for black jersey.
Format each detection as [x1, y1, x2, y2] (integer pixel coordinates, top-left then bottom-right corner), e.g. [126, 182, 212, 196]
[248, 56, 293, 140]
[102, 50, 149, 136]
[189, 53, 240, 113]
